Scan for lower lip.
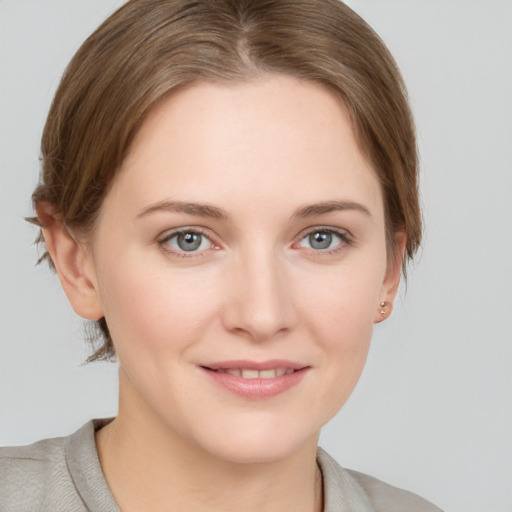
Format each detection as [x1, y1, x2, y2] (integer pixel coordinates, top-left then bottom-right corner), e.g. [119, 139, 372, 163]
[201, 367, 309, 399]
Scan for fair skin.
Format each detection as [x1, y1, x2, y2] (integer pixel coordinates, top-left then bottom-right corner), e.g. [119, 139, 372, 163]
[41, 74, 404, 512]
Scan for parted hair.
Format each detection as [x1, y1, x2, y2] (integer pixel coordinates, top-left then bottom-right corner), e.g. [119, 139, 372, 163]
[30, 0, 421, 361]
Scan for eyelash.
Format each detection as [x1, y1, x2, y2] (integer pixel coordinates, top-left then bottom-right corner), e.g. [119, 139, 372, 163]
[157, 226, 353, 258]
[294, 227, 353, 256]
[158, 227, 217, 258]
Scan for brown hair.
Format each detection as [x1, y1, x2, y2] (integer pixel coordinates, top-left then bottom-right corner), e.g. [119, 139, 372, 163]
[31, 0, 421, 361]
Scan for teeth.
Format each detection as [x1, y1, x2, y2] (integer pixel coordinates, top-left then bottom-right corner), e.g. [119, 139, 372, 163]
[241, 369, 259, 379]
[216, 367, 294, 379]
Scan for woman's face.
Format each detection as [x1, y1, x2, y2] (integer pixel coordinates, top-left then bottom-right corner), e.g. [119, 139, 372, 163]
[84, 75, 400, 463]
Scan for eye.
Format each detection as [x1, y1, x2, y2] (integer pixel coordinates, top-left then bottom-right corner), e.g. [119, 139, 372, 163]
[297, 229, 349, 252]
[159, 229, 214, 255]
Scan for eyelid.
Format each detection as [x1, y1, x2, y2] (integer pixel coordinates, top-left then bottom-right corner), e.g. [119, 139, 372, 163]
[293, 225, 354, 252]
[156, 225, 353, 258]
[157, 226, 220, 256]
[296, 225, 353, 242]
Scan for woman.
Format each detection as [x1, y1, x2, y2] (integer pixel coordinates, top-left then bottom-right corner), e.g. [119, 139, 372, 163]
[1, 1, 442, 510]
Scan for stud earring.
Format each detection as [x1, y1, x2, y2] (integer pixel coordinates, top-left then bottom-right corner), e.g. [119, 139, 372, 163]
[379, 301, 387, 314]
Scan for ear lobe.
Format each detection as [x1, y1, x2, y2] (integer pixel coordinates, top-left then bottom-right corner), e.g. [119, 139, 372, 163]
[374, 232, 407, 324]
[37, 204, 104, 321]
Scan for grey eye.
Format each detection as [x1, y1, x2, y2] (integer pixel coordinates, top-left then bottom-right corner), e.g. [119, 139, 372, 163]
[166, 231, 211, 252]
[177, 232, 203, 251]
[308, 231, 333, 250]
[298, 230, 346, 251]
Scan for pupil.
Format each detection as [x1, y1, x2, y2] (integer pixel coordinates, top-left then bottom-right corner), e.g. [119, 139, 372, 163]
[310, 232, 332, 250]
[177, 232, 202, 251]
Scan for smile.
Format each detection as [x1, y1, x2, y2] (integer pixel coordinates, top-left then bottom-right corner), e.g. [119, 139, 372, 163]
[211, 368, 295, 379]
[200, 361, 309, 399]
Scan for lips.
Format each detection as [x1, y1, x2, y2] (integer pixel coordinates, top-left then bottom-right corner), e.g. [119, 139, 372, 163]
[200, 360, 309, 399]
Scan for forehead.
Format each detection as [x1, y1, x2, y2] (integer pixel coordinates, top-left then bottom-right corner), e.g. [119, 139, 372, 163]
[106, 74, 383, 221]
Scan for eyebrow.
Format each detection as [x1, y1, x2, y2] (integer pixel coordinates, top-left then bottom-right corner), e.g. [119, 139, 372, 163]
[137, 200, 229, 220]
[293, 200, 371, 218]
[137, 199, 371, 221]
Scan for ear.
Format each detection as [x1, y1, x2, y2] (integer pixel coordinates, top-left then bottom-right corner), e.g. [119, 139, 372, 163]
[37, 203, 104, 321]
[374, 232, 407, 324]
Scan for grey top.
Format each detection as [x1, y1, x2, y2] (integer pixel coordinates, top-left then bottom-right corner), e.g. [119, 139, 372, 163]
[1, 419, 442, 512]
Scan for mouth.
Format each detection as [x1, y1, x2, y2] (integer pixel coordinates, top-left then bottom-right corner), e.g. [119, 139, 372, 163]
[204, 367, 296, 379]
[199, 360, 309, 399]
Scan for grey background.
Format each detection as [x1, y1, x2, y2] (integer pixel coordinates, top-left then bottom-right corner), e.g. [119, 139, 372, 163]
[1, 1, 511, 511]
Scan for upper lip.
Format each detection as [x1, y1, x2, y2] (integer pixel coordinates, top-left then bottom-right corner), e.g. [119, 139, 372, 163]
[201, 360, 308, 371]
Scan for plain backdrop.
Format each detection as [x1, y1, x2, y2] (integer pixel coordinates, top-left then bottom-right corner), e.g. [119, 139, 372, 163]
[1, 1, 511, 511]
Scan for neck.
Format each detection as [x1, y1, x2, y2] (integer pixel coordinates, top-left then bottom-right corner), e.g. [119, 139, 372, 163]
[95, 369, 323, 512]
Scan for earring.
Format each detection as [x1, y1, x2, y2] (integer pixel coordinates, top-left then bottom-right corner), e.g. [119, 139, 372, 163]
[379, 301, 387, 314]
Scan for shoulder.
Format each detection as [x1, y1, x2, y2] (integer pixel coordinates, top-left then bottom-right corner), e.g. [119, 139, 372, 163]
[0, 434, 67, 484]
[0, 434, 68, 510]
[317, 448, 443, 512]
[0, 419, 114, 512]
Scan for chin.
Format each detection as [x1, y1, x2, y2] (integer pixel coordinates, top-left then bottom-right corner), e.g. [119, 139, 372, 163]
[189, 416, 320, 465]
[205, 439, 307, 465]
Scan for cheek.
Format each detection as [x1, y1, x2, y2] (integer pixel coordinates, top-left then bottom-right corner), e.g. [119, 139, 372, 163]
[95, 254, 221, 357]
[310, 285, 374, 380]
[298, 257, 385, 340]
[296, 260, 384, 404]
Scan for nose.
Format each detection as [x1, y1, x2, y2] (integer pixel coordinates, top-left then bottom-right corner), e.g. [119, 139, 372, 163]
[221, 248, 298, 342]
